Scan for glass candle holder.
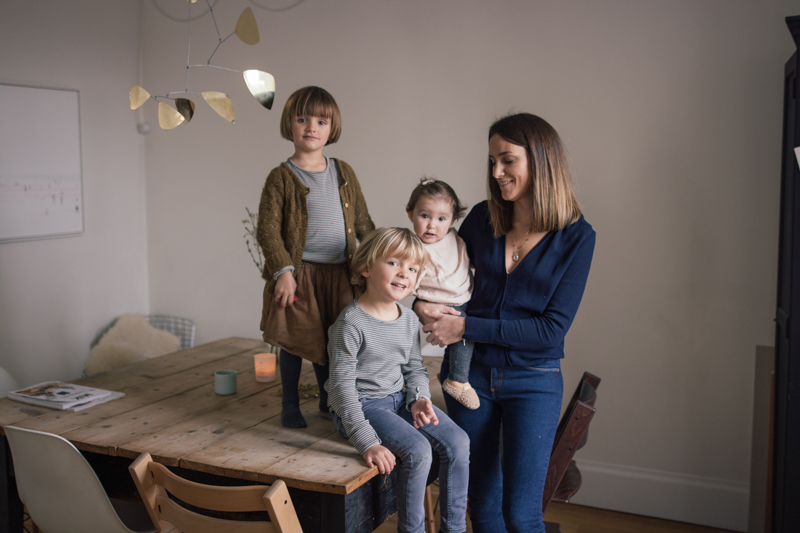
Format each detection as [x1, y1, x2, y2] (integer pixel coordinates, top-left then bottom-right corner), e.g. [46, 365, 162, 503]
[254, 352, 276, 382]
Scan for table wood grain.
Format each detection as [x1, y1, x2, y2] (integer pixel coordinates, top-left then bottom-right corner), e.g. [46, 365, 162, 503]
[0, 338, 446, 532]
[0, 337, 382, 494]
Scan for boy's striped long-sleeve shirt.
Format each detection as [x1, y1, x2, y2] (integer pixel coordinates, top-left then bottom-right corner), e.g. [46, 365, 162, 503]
[325, 300, 431, 454]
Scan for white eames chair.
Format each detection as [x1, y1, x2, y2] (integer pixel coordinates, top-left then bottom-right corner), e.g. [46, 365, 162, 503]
[4, 425, 157, 533]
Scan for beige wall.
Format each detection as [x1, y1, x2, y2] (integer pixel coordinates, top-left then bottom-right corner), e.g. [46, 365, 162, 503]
[1, 0, 796, 530]
[0, 0, 149, 385]
[140, 1, 794, 530]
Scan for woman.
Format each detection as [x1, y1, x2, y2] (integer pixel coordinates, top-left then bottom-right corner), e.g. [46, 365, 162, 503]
[415, 113, 595, 532]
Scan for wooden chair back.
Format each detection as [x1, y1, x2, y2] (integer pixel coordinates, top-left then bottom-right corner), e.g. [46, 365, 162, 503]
[556, 372, 600, 441]
[129, 453, 303, 533]
[542, 372, 600, 514]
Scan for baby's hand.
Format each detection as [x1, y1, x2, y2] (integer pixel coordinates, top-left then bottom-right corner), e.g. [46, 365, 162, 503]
[413, 301, 460, 325]
[363, 444, 396, 474]
[410, 398, 439, 428]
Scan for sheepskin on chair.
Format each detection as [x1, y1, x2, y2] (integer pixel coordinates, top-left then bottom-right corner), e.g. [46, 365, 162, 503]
[84, 314, 180, 376]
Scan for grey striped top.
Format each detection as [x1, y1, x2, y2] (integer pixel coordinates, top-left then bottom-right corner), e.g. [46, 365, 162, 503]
[325, 299, 431, 454]
[273, 157, 348, 279]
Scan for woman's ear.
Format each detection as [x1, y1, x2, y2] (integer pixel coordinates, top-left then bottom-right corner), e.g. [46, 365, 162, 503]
[361, 266, 370, 279]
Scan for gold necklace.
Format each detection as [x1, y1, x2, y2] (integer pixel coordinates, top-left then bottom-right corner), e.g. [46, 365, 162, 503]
[511, 229, 532, 262]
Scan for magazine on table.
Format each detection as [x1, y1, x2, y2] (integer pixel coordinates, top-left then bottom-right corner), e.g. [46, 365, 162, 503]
[8, 381, 124, 411]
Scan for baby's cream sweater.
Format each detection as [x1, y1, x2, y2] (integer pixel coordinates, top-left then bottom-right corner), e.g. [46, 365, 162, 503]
[415, 228, 473, 306]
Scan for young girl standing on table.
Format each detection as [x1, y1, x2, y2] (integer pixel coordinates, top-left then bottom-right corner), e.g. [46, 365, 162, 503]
[326, 227, 469, 533]
[256, 86, 375, 428]
[406, 178, 479, 410]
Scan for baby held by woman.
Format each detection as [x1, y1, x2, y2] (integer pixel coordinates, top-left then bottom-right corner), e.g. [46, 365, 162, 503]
[406, 178, 478, 410]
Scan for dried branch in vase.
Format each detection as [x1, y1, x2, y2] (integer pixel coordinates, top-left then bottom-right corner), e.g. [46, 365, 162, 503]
[242, 207, 264, 274]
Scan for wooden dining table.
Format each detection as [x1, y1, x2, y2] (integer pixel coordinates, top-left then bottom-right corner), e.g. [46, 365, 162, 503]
[0, 337, 444, 533]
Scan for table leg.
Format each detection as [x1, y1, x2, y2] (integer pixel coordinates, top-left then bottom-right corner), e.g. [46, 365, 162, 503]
[0, 434, 24, 533]
[424, 485, 436, 533]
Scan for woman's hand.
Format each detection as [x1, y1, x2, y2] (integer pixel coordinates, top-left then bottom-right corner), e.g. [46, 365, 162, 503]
[410, 398, 439, 429]
[422, 312, 466, 346]
[274, 271, 297, 308]
[363, 444, 396, 474]
[413, 301, 460, 326]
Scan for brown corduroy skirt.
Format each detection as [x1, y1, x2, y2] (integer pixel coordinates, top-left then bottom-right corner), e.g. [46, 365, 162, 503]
[260, 262, 359, 365]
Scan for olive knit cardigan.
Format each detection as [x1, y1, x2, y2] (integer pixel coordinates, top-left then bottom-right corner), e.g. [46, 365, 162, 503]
[255, 159, 375, 287]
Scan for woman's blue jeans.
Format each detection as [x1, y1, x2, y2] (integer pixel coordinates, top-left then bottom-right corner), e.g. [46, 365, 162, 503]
[439, 352, 563, 533]
[332, 390, 470, 533]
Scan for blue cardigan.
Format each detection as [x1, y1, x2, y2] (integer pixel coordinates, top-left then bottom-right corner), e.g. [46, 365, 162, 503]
[461, 201, 596, 368]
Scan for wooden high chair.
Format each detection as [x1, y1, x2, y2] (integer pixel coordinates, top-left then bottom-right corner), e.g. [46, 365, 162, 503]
[129, 452, 303, 533]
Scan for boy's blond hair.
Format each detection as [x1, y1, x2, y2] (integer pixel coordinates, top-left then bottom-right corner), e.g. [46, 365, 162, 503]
[280, 86, 342, 145]
[351, 228, 427, 291]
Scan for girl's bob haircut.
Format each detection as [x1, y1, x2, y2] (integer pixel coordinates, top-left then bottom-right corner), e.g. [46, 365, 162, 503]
[280, 86, 342, 145]
[487, 113, 582, 236]
[406, 177, 468, 221]
[351, 227, 427, 291]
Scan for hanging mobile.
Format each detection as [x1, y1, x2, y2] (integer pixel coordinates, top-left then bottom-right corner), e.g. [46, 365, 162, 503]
[129, 1, 275, 130]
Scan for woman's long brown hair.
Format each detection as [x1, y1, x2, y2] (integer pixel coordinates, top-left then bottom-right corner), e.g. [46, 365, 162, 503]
[487, 113, 582, 237]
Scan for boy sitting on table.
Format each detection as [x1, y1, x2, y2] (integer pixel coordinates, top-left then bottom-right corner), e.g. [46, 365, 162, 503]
[325, 227, 470, 533]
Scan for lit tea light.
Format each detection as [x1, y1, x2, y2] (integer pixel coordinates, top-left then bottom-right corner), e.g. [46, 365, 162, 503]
[254, 352, 276, 382]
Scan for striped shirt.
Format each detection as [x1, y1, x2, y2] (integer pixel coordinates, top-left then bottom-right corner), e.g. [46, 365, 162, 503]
[273, 158, 348, 280]
[325, 300, 431, 454]
[288, 157, 347, 263]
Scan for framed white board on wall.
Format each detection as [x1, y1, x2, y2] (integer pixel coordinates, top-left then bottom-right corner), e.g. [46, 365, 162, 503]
[0, 84, 84, 243]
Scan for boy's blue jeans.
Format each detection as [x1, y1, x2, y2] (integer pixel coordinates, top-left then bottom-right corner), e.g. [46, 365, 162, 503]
[332, 390, 470, 533]
[440, 352, 563, 533]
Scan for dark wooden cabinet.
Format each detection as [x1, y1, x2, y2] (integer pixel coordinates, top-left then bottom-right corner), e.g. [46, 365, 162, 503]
[773, 15, 800, 533]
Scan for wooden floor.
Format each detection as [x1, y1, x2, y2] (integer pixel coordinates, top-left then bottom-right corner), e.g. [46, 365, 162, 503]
[25, 498, 738, 533]
[541, 503, 738, 533]
[374, 484, 738, 533]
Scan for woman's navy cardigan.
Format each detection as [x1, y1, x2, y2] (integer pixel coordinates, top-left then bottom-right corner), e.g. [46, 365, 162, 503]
[461, 201, 596, 368]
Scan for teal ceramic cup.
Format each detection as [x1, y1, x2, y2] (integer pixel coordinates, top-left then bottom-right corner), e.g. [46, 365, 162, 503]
[214, 370, 237, 395]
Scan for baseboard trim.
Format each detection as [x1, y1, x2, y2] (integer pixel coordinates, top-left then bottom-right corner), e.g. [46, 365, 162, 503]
[568, 459, 749, 532]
